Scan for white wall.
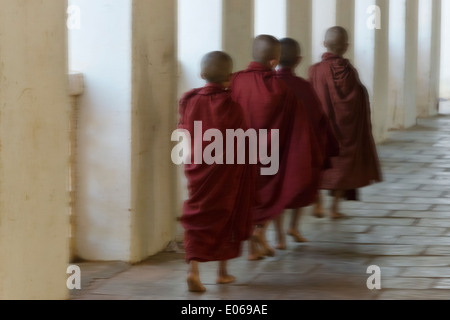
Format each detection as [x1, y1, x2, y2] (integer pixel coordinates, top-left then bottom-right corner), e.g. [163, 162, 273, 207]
[0, 0, 71, 299]
[312, 0, 337, 63]
[178, 0, 223, 98]
[254, 0, 286, 39]
[69, 0, 132, 261]
[354, 0, 376, 98]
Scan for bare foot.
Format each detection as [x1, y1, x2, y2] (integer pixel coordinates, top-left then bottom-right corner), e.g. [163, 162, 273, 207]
[330, 212, 346, 220]
[287, 230, 308, 243]
[313, 207, 325, 218]
[275, 230, 286, 250]
[248, 237, 265, 261]
[261, 242, 275, 257]
[248, 251, 265, 261]
[187, 274, 206, 293]
[252, 229, 275, 257]
[217, 274, 236, 285]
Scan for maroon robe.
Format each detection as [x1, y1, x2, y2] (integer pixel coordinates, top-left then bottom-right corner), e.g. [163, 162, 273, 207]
[308, 53, 382, 191]
[276, 67, 339, 207]
[230, 62, 317, 224]
[178, 83, 257, 263]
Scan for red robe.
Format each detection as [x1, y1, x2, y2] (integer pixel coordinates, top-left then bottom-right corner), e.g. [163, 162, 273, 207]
[276, 67, 339, 207]
[230, 62, 317, 224]
[178, 83, 257, 263]
[308, 53, 382, 191]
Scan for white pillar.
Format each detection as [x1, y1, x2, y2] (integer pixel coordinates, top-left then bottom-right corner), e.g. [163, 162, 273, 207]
[286, 0, 313, 78]
[254, 0, 287, 39]
[223, 0, 254, 72]
[430, 0, 442, 109]
[131, 0, 178, 262]
[417, 0, 441, 118]
[372, 0, 390, 142]
[440, 1, 450, 99]
[354, 0, 376, 95]
[354, 0, 390, 143]
[178, 0, 222, 98]
[336, 0, 355, 63]
[0, 1, 71, 299]
[388, 0, 419, 129]
[312, 0, 337, 63]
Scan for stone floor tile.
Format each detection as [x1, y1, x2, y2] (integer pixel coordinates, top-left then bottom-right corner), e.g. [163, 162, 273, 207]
[380, 277, 435, 290]
[377, 289, 450, 300]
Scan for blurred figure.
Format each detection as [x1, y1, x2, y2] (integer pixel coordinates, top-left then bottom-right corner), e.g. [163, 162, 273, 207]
[230, 35, 317, 259]
[274, 37, 339, 249]
[308, 26, 382, 219]
[178, 51, 257, 292]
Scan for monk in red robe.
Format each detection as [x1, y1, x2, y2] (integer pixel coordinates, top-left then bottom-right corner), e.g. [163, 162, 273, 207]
[177, 51, 257, 292]
[308, 26, 382, 219]
[274, 37, 339, 249]
[230, 35, 317, 260]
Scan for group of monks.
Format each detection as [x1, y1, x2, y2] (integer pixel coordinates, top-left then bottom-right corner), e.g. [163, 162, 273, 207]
[177, 26, 383, 293]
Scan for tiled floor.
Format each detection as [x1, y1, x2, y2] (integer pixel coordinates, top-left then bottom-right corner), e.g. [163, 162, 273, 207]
[70, 113, 450, 301]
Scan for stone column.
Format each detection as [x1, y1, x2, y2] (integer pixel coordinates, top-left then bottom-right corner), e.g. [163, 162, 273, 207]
[354, 0, 390, 143]
[286, 0, 313, 78]
[441, 1, 450, 99]
[336, 0, 355, 63]
[417, 0, 442, 118]
[388, 0, 419, 129]
[372, 0, 390, 142]
[131, 0, 178, 262]
[68, 71, 85, 263]
[222, 0, 254, 72]
[0, 0, 71, 299]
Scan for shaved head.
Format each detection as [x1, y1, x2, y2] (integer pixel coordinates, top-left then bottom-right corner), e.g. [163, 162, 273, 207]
[201, 51, 233, 84]
[279, 37, 301, 68]
[324, 26, 349, 56]
[252, 34, 281, 68]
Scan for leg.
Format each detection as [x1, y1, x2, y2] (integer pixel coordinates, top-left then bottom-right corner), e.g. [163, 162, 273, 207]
[248, 238, 263, 261]
[313, 191, 325, 218]
[248, 222, 275, 260]
[287, 208, 308, 242]
[258, 222, 275, 256]
[274, 214, 286, 250]
[330, 189, 345, 219]
[187, 260, 206, 293]
[248, 225, 265, 261]
[217, 260, 236, 284]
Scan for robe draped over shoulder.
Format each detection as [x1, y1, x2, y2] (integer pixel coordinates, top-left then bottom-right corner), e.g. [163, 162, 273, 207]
[178, 83, 257, 263]
[308, 53, 382, 191]
[276, 68, 339, 207]
[230, 62, 318, 223]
